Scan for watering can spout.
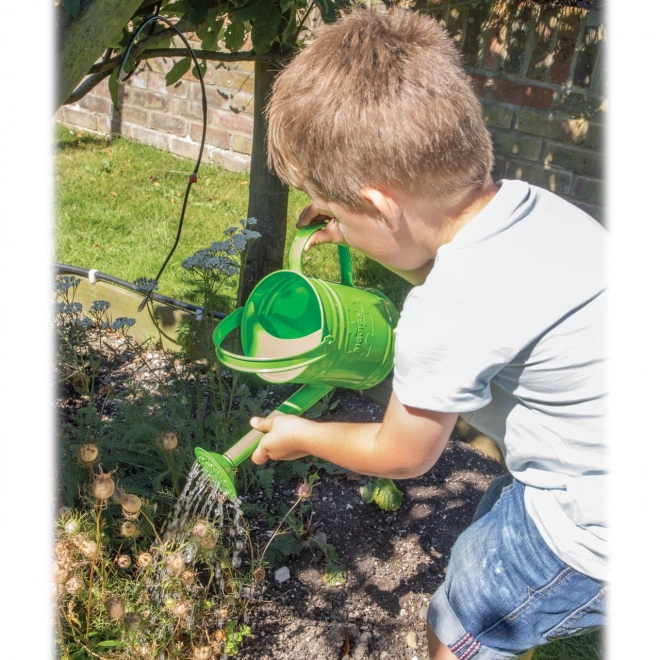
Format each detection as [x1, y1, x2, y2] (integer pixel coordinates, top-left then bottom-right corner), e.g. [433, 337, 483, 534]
[196, 383, 333, 497]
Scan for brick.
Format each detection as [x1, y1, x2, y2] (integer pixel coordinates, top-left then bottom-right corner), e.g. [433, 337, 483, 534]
[516, 108, 574, 141]
[230, 91, 255, 116]
[62, 106, 98, 131]
[526, 6, 558, 81]
[572, 24, 603, 89]
[461, 1, 493, 68]
[583, 122, 603, 150]
[572, 176, 603, 205]
[491, 155, 506, 181]
[108, 117, 132, 138]
[231, 134, 253, 156]
[211, 109, 254, 135]
[543, 142, 602, 178]
[466, 72, 490, 99]
[503, 2, 535, 77]
[146, 57, 172, 74]
[216, 68, 255, 94]
[190, 123, 231, 150]
[191, 84, 233, 110]
[238, 60, 255, 72]
[481, 101, 514, 129]
[150, 112, 187, 135]
[53, 107, 64, 121]
[128, 88, 170, 112]
[490, 128, 543, 160]
[94, 81, 112, 99]
[210, 147, 250, 173]
[120, 105, 149, 127]
[171, 99, 205, 121]
[169, 136, 211, 163]
[131, 125, 169, 151]
[97, 115, 113, 135]
[506, 159, 572, 194]
[488, 78, 555, 110]
[481, 0, 509, 70]
[79, 94, 112, 115]
[148, 72, 189, 99]
[557, 91, 605, 118]
[128, 69, 148, 90]
[549, 7, 584, 84]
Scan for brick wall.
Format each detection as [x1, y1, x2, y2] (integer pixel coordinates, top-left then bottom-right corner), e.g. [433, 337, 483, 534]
[57, 1, 605, 221]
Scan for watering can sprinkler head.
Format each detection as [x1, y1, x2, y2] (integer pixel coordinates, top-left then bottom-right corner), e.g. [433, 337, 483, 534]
[195, 224, 399, 495]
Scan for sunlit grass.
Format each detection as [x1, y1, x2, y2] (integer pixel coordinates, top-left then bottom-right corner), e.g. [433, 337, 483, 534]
[54, 123, 411, 308]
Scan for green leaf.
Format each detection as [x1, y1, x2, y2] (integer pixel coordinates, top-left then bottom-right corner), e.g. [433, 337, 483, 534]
[192, 60, 208, 80]
[360, 477, 404, 511]
[108, 68, 120, 111]
[280, 2, 298, 45]
[313, 0, 337, 23]
[166, 57, 192, 86]
[189, 0, 213, 24]
[251, 2, 282, 54]
[228, 0, 268, 23]
[224, 21, 247, 52]
[60, 0, 80, 18]
[162, 0, 191, 14]
[97, 640, 122, 648]
[201, 19, 225, 51]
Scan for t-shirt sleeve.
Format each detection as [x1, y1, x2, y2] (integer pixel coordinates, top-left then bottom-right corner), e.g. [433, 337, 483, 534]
[392, 290, 516, 413]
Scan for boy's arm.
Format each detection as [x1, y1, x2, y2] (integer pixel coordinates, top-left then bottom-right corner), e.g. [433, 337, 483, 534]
[250, 392, 457, 479]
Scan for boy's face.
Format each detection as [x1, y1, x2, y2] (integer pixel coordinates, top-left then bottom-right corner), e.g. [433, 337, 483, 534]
[309, 195, 431, 272]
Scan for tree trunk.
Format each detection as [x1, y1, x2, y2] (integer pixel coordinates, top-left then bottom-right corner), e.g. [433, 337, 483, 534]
[57, 0, 144, 108]
[238, 60, 289, 306]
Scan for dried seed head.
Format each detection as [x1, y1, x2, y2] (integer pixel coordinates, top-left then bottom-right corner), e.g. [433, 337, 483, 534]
[58, 506, 72, 519]
[120, 494, 142, 515]
[192, 520, 211, 538]
[165, 552, 185, 575]
[52, 562, 71, 584]
[253, 567, 265, 582]
[65, 575, 85, 595]
[200, 534, 217, 551]
[79, 539, 98, 558]
[136, 552, 153, 570]
[79, 443, 98, 463]
[123, 612, 141, 632]
[120, 521, 137, 538]
[116, 554, 131, 569]
[172, 600, 189, 617]
[181, 569, 196, 586]
[192, 645, 214, 660]
[214, 629, 226, 642]
[104, 595, 126, 621]
[64, 518, 80, 535]
[161, 432, 178, 451]
[92, 472, 115, 500]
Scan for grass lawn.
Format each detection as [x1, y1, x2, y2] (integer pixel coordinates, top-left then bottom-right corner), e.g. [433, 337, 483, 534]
[54, 123, 412, 309]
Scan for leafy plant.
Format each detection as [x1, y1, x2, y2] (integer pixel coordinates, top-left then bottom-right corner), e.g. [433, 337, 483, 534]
[360, 477, 404, 512]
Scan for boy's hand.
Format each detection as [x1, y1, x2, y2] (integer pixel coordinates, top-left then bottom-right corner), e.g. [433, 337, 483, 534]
[249, 414, 312, 463]
[296, 202, 345, 250]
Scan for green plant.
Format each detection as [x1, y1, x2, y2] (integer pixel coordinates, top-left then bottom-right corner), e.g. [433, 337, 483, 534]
[360, 477, 404, 512]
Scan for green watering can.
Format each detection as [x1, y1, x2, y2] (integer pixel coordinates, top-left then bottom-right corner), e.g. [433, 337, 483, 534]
[195, 224, 399, 498]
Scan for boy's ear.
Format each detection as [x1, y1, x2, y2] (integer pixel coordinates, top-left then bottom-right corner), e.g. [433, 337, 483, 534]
[359, 187, 403, 232]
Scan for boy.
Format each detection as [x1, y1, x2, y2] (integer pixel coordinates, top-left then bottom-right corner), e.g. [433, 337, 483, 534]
[249, 9, 606, 659]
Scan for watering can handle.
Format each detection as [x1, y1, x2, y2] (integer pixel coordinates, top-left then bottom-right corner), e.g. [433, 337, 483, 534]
[289, 223, 355, 287]
[213, 306, 333, 373]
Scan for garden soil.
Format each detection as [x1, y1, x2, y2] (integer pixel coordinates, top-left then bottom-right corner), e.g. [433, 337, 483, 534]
[58, 339, 505, 660]
[236, 391, 504, 660]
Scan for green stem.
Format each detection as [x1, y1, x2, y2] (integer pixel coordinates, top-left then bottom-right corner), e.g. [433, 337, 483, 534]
[167, 449, 180, 496]
[259, 496, 302, 563]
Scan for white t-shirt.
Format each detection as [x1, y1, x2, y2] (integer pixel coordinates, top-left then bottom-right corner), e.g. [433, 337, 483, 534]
[393, 179, 608, 582]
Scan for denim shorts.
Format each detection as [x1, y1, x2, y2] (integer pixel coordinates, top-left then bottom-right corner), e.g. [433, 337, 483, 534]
[427, 475, 606, 659]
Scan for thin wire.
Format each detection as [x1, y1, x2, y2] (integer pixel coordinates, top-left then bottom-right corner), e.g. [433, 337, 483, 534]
[117, 15, 208, 312]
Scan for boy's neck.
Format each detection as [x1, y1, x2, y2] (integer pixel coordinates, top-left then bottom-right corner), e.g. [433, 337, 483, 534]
[425, 181, 500, 251]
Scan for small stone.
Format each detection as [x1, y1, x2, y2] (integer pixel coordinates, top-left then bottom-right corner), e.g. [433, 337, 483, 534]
[274, 567, 290, 583]
[346, 503, 354, 510]
[418, 604, 429, 621]
[379, 653, 389, 659]
[313, 531, 328, 545]
[399, 608, 408, 617]
[416, 562, 430, 574]
[405, 631, 418, 649]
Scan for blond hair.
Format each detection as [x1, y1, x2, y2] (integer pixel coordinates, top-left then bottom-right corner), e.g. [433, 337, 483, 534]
[266, 9, 493, 210]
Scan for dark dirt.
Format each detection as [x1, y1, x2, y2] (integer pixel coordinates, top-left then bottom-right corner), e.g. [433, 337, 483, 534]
[236, 390, 504, 660]
[56, 332, 504, 660]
